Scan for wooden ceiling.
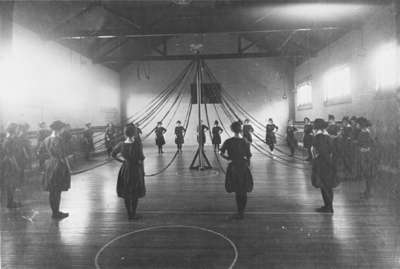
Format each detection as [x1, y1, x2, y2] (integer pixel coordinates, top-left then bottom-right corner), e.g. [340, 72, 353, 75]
[11, 0, 388, 71]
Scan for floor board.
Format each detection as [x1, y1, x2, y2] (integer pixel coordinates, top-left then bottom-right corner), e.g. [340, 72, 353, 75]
[1, 145, 400, 269]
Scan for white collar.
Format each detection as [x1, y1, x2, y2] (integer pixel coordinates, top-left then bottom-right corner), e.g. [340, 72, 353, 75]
[315, 130, 328, 135]
[124, 138, 135, 143]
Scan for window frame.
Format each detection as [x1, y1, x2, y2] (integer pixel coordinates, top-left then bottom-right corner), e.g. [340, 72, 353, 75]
[374, 43, 399, 92]
[323, 64, 352, 106]
[296, 80, 313, 110]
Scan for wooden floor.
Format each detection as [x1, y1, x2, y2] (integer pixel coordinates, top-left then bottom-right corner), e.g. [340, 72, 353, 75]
[2, 145, 400, 269]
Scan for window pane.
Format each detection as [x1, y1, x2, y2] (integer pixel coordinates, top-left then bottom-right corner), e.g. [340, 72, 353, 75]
[373, 43, 398, 90]
[323, 66, 350, 101]
[297, 82, 312, 106]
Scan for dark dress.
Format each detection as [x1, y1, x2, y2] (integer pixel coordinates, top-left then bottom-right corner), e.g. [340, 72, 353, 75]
[303, 124, 313, 149]
[105, 127, 115, 150]
[351, 126, 361, 180]
[326, 123, 339, 136]
[265, 124, 278, 146]
[82, 128, 94, 153]
[311, 133, 339, 189]
[212, 126, 223, 145]
[197, 125, 209, 145]
[358, 130, 375, 179]
[1, 136, 20, 190]
[37, 129, 51, 169]
[42, 136, 71, 192]
[135, 127, 143, 144]
[286, 126, 298, 150]
[61, 130, 73, 156]
[112, 141, 146, 199]
[15, 134, 30, 184]
[174, 126, 185, 145]
[220, 137, 253, 195]
[243, 124, 254, 143]
[335, 125, 354, 181]
[155, 127, 166, 146]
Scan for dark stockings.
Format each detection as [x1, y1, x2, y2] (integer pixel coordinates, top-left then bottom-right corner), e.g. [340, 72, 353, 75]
[268, 143, 274, 152]
[177, 144, 182, 152]
[107, 147, 112, 157]
[320, 188, 333, 210]
[235, 193, 247, 216]
[158, 145, 163, 154]
[289, 145, 295, 156]
[306, 147, 312, 161]
[49, 190, 61, 215]
[124, 197, 139, 219]
[213, 144, 220, 151]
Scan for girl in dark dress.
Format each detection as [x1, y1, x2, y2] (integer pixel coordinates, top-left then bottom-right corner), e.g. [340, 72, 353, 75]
[135, 123, 143, 144]
[105, 123, 115, 158]
[243, 119, 254, 144]
[155, 122, 166, 154]
[37, 122, 51, 171]
[112, 124, 145, 220]
[220, 121, 253, 220]
[42, 121, 71, 219]
[286, 119, 298, 157]
[212, 120, 223, 151]
[303, 117, 313, 161]
[82, 123, 94, 160]
[356, 117, 375, 198]
[16, 123, 31, 184]
[326, 114, 339, 137]
[336, 116, 354, 181]
[350, 116, 361, 180]
[265, 118, 278, 152]
[174, 121, 186, 153]
[2, 123, 22, 208]
[197, 120, 209, 146]
[311, 119, 339, 213]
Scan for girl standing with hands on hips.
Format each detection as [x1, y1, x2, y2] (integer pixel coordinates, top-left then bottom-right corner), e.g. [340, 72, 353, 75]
[220, 121, 253, 220]
[265, 118, 278, 153]
[112, 124, 146, 220]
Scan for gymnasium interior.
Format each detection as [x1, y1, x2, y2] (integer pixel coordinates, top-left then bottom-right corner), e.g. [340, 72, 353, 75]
[1, 1, 400, 268]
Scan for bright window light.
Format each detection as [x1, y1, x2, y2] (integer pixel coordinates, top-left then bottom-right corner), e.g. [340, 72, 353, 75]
[323, 65, 351, 102]
[372, 42, 399, 90]
[296, 81, 312, 107]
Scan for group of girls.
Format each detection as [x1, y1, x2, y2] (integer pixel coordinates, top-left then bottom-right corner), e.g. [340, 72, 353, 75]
[1, 113, 376, 221]
[308, 115, 376, 213]
[153, 120, 224, 153]
[114, 120, 253, 220]
[0, 121, 72, 219]
[0, 123, 31, 209]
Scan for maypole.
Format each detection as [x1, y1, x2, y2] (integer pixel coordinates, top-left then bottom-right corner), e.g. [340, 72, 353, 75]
[190, 52, 212, 170]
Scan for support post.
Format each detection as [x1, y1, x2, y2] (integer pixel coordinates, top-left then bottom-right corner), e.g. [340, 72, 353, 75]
[190, 55, 212, 170]
[196, 56, 204, 169]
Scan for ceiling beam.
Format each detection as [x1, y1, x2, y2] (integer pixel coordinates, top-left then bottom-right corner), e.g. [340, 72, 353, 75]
[96, 51, 307, 63]
[277, 31, 297, 51]
[46, 2, 99, 38]
[95, 37, 130, 61]
[54, 26, 344, 40]
[99, 3, 142, 31]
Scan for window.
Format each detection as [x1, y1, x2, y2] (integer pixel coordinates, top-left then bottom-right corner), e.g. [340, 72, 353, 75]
[373, 43, 399, 91]
[296, 81, 312, 109]
[323, 65, 351, 104]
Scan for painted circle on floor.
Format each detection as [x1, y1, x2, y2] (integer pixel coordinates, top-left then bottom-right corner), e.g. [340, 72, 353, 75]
[95, 225, 238, 269]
